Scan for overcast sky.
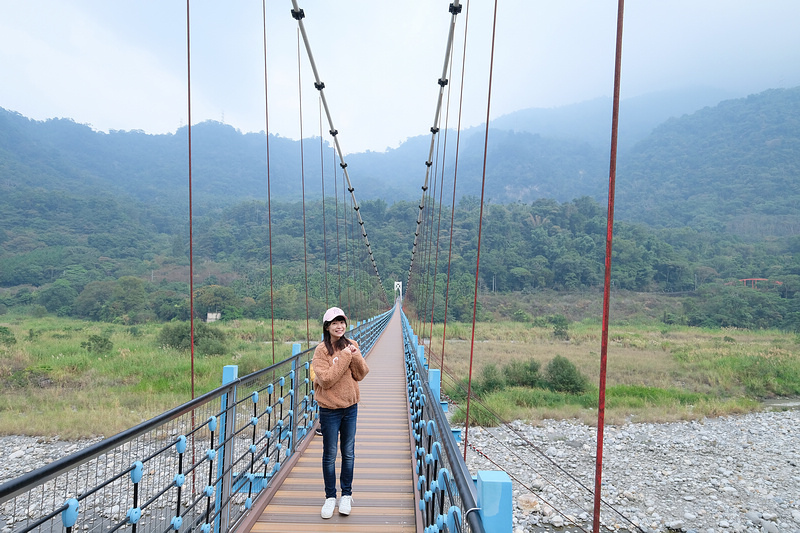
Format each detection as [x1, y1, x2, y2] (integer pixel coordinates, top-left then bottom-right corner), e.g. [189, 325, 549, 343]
[2, 1, 799, 154]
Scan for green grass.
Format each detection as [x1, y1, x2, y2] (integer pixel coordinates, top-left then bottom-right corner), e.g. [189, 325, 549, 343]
[0, 315, 305, 437]
[2, 314, 799, 436]
[435, 319, 800, 427]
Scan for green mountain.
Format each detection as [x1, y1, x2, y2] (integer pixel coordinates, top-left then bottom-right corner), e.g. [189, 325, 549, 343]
[487, 86, 737, 150]
[617, 87, 800, 237]
[3, 86, 798, 240]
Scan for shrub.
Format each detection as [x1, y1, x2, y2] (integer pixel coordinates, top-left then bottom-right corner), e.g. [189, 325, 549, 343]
[475, 363, 506, 396]
[158, 321, 228, 355]
[82, 334, 113, 354]
[550, 314, 569, 340]
[0, 326, 16, 346]
[512, 309, 532, 322]
[503, 358, 542, 388]
[544, 355, 589, 394]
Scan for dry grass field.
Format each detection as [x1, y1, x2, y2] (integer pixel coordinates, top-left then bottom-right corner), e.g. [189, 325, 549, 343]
[1, 305, 798, 436]
[416, 319, 798, 426]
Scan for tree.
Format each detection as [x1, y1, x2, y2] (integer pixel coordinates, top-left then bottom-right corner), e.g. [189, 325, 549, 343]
[545, 355, 589, 394]
[37, 279, 78, 315]
[194, 285, 241, 320]
[74, 281, 115, 321]
[105, 277, 149, 322]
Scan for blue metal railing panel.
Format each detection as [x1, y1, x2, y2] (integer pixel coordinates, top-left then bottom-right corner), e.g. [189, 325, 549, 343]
[400, 310, 485, 533]
[0, 309, 393, 533]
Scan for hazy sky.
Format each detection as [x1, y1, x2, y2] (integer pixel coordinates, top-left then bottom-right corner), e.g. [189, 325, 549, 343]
[2, 1, 799, 154]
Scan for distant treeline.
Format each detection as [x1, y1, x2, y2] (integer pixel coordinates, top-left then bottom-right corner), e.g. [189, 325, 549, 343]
[1, 190, 798, 330]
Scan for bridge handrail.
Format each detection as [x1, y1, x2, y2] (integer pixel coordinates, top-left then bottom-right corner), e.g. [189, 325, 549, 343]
[0, 308, 394, 533]
[400, 310, 485, 533]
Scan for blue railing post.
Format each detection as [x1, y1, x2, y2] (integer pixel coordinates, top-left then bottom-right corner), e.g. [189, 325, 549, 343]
[289, 343, 301, 457]
[477, 470, 512, 532]
[215, 365, 238, 533]
[428, 368, 440, 402]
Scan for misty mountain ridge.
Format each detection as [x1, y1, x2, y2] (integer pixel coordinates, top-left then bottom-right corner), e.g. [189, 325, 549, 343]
[1, 86, 798, 238]
[486, 86, 739, 150]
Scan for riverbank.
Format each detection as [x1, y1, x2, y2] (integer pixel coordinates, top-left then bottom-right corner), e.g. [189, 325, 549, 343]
[460, 409, 800, 532]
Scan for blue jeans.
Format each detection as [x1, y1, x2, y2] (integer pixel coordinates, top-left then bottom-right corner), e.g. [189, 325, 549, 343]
[319, 404, 357, 498]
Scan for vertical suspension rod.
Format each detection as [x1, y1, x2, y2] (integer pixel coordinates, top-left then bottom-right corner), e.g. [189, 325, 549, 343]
[261, 0, 276, 365]
[463, 0, 498, 461]
[441, 0, 472, 369]
[185, 0, 195, 401]
[593, 1, 625, 531]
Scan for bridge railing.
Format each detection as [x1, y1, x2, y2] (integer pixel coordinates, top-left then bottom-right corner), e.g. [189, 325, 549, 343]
[0, 309, 393, 533]
[401, 310, 495, 533]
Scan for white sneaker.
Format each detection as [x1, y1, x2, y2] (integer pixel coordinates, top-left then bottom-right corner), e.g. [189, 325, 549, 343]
[338, 495, 353, 516]
[321, 497, 336, 519]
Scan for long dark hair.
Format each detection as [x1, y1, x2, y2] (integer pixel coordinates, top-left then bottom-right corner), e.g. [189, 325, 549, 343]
[322, 319, 352, 356]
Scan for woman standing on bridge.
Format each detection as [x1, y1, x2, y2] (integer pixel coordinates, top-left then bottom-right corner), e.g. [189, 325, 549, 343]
[312, 306, 370, 519]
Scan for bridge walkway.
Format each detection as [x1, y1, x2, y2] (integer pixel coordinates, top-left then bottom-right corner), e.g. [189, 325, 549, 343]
[242, 309, 418, 532]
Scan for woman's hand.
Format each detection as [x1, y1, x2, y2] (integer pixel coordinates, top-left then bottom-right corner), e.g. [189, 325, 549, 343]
[346, 344, 357, 355]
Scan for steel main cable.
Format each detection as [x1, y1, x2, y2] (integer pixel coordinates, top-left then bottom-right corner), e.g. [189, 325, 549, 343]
[428, 30, 459, 358]
[290, 1, 384, 293]
[407, 0, 463, 289]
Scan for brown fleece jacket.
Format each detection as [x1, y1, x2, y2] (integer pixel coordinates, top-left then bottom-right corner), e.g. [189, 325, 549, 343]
[312, 338, 369, 409]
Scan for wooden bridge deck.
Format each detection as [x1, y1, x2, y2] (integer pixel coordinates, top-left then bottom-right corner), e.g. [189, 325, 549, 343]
[241, 309, 419, 533]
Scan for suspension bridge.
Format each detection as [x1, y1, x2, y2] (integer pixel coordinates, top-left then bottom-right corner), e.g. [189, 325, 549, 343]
[1, 0, 634, 532]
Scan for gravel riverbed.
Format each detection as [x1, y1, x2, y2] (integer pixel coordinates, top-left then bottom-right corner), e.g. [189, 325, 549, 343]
[2, 410, 799, 533]
[460, 409, 800, 533]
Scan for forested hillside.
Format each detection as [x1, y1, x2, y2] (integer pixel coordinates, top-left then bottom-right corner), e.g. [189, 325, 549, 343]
[617, 87, 800, 237]
[3, 87, 800, 233]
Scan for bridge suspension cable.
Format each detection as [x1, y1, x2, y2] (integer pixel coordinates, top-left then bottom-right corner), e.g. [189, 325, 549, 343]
[319, 98, 329, 307]
[407, 0, 463, 288]
[296, 29, 312, 348]
[461, 0, 499, 463]
[594, 1, 626, 530]
[289, 0, 384, 294]
[439, 0, 472, 370]
[426, 25, 459, 359]
[260, 0, 277, 365]
[185, 0, 196, 399]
